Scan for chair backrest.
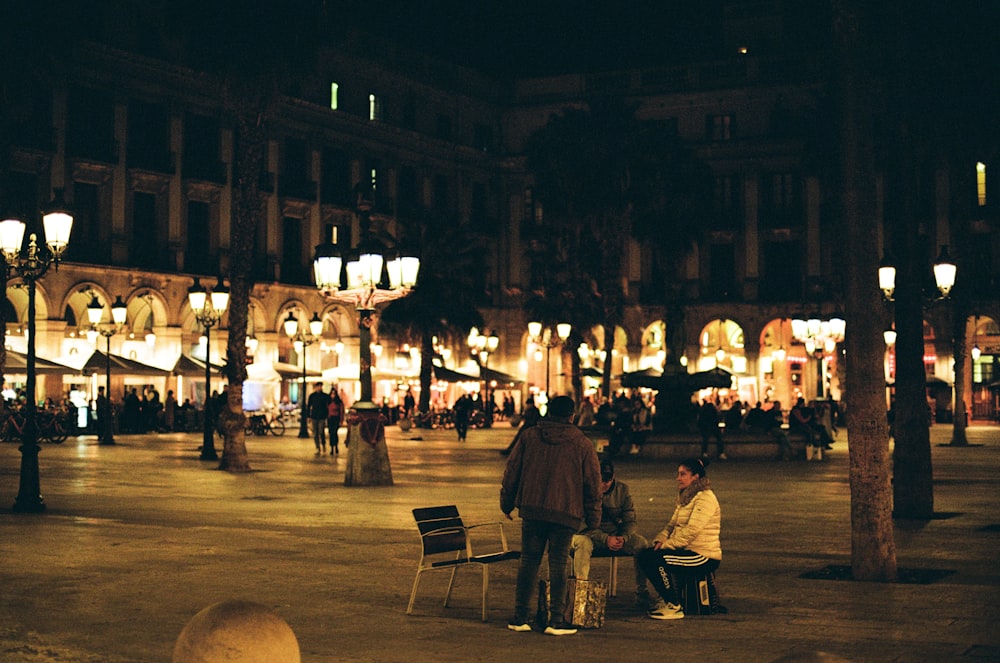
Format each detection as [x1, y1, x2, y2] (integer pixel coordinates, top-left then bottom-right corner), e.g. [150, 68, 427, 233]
[413, 505, 468, 556]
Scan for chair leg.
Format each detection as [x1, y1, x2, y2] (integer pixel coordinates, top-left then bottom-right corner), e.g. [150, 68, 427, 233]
[481, 566, 489, 622]
[443, 566, 459, 607]
[407, 570, 423, 615]
[609, 557, 618, 597]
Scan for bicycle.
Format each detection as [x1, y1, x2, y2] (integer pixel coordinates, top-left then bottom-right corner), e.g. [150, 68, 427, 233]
[244, 411, 286, 437]
[1, 408, 70, 443]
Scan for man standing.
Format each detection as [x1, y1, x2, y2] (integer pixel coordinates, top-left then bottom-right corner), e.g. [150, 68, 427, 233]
[501, 395, 602, 636]
[569, 459, 653, 607]
[306, 382, 331, 455]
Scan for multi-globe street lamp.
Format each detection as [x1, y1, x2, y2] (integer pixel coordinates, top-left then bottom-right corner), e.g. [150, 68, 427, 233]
[468, 327, 499, 426]
[527, 321, 570, 398]
[791, 313, 846, 400]
[87, 293, 128, 445]
[284, 310, 323, 438]
[312, 204, 419, 486]
[0, 191, 74, 513]
[188, 276, 230, 461]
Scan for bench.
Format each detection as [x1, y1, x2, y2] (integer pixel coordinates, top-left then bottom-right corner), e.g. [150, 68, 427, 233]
[584, 427, 817, 460]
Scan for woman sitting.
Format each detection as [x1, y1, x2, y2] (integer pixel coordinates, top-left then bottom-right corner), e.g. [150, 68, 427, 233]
[636, 456, 722, 620]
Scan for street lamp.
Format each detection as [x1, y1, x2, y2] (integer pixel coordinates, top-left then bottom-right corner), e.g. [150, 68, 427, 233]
[468, 328, 500, 426]
[312, 203, 419, 486]
[878, 246, 957, 302]
[528, 321, 571, 397]
[791, 314, 845, 399]
[87, 293, 128, 445]
[0, 190, 74, 513]
[188, 276, 229, 461]
[284, 310, 323, 438]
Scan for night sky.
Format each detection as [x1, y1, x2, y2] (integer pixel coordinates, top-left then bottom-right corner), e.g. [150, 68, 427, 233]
[342, 0, 727, 78]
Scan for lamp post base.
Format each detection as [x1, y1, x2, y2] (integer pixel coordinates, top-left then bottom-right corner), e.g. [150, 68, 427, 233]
[13, 443, 45, 513]
[343, 402, 393, 487]
[200, 428, 218, 461]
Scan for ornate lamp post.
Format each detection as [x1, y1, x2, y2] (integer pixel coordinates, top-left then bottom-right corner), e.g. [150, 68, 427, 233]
[188, 276, 229, 461]
[87, 294, 128, 444]
[791, 314, 846, 400]
[468, 327, 499, 426]
[284, 311, 323, 438]
[527, 321, 570, 397]
[312, 207, 419, 486]
[0, 190, 74, 513]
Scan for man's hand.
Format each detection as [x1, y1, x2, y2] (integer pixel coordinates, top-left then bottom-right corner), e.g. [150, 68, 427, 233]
[607, 535, 624, 551]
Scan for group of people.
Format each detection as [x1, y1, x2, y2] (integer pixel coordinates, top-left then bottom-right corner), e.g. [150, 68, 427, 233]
[698, 396, 839, 460]
[305, 382, 345, 455]
[501, 395, 722, 635]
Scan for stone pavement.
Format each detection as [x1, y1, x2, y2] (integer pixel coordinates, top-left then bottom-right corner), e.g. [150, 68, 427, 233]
[0, 422, 998, 662]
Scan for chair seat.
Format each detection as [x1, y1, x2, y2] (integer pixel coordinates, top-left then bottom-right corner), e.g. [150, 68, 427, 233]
[430, 550, 521, 568]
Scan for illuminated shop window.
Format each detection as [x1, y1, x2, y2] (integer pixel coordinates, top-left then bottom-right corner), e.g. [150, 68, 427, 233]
[977, 161, 986, 207]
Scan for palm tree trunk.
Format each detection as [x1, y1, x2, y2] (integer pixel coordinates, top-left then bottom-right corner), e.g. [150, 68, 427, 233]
[217, 114, 265, 473]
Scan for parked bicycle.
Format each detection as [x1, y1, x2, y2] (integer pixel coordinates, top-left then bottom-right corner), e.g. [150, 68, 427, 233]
[244, 410, 286, 437]
[1, 408, 71, 443]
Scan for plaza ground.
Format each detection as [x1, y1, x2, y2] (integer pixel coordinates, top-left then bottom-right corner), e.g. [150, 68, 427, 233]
[0, 422, 998, 662]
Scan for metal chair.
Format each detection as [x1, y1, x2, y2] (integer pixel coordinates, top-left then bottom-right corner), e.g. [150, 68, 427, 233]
[407, 505, 521, 621]
[589, 548, 634, 597]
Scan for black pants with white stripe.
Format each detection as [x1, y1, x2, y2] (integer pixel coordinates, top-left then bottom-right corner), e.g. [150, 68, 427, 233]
[637, 548, 720, 607]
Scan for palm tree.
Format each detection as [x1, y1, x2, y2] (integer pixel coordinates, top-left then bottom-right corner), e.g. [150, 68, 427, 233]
[377, 212, 486, 417]
[525, 99, 709, 399]
[165, 0, 329, 471]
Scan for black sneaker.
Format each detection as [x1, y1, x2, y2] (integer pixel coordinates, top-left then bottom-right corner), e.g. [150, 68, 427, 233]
[543, 622, 577, 636]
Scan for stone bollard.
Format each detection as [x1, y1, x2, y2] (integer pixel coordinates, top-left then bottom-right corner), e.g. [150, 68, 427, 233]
[173, 599, 300, 663]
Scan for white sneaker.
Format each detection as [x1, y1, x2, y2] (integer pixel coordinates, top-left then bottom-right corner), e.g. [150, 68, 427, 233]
[648, 602, 685, 620]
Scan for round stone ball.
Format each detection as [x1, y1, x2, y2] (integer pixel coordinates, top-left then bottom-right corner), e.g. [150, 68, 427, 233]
[173, 599, 300, 663]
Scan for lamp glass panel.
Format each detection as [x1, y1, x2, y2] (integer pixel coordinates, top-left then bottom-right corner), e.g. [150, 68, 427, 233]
[42, 211, 73, 252]
[210, 290, 229, 313]
[0, 219, 26, 255]
[187, 290, 207, 313]
[400, 256, 420, 287]
[313, 254, 342, 290]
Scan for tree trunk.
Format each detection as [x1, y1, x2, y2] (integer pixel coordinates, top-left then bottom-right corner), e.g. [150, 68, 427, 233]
[949, 297, 969, 446]
[417, 331, 434, 419]
[834, 0, 898, 580]
[216, 113, 265, 473]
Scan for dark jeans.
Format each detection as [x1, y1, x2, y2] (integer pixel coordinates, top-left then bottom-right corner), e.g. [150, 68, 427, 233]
[637, 548, 720, 606]
[513, 519, 575, 625]
[700, 427, 724, 455]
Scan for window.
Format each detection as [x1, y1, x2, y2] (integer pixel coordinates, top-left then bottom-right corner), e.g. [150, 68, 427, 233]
[185, 201, 211, 274]
[708, 244, 736, 300]
[760, 240, 803, 301]
[369, 93, 382, 121]
[760, 173, 802, 228]
[712, 175, 740, 228]
[977, 161, 987, 207]
[330, 83, 339, 110]
[707, 114, 733, 141]
[435, 114, 453, 141]
[282, 217, 307, 285]
[433, 174, 449, 212]
[474, 124, 493, 152]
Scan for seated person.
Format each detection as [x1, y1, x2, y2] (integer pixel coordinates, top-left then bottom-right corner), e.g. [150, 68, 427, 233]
[637, 457, 722, 620]
[569, 460, 652, 606]
[790, 397, 834, 449]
